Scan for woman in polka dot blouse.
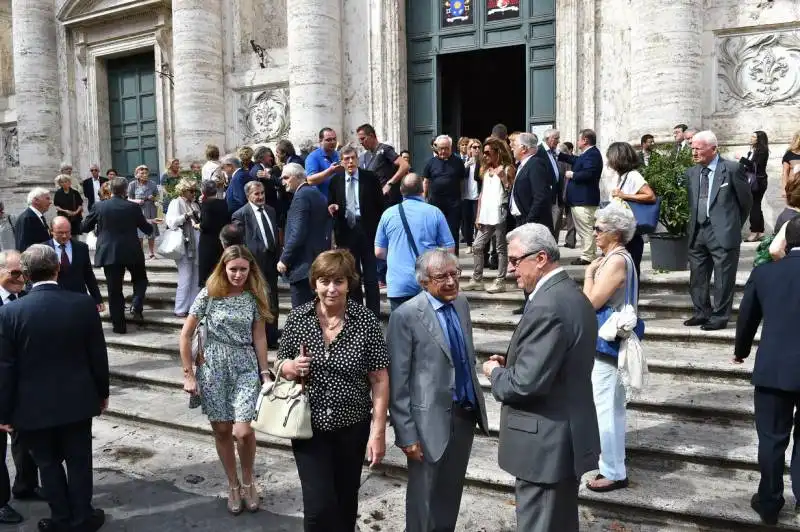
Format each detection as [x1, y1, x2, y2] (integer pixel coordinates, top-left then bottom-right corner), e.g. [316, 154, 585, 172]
[277, 249, 390, 531]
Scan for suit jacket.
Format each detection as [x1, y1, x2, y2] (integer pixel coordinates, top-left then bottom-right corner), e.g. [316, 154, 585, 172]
[512, 155, 554, 232]
[328, 168, 385, 246]
[534, 145, 565, 206]
[14, 207, 51, 252]
[387, 292, 489, 463]
[198, 198, 230, 280]
[558, 145, 603, 206]
[491, 270, 600, 483]
[81, 196, 153, 266]
[48, 239, 102, 304]
[280, 184, 331, 283]
[226, 168, 254, 214]
[250, 163, 281, 215]
[231, 203, 280, 284]
[735, 251, 800, 391]
[686, 156, 752, 250]
[82, 176, 108, 211]
[0, 284, 109, 431]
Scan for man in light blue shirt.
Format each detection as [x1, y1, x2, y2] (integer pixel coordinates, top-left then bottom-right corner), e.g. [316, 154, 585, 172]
[304, 127, 343, 199]
[375, 173, 455, 310]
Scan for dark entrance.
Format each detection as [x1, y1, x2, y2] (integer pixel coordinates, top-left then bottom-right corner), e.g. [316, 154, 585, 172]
[439, 46, 526, 141]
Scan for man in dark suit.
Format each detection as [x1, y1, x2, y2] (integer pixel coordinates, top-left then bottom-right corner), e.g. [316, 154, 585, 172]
[14, 187, 52, 252]
[49, 217, 103, 311]
[278, 163, 331, 307]
[225, 156, 254, 214]
[734, 217, 800, 526]
[81, 165, 108, 212]
[0, 250, 41, 525]
[0, 244, 108, 532]
[328, 146, 384, 315]
[81, 177, 153, 334]
[484, 223, 599, 532]
[511, 133, 554, 234]
[250, 146, 280, 214]
[684, 130, 752, 331]
[558, 129, 603, 265]
[232, 181, 281, 347]
[535, 129, 566, 237]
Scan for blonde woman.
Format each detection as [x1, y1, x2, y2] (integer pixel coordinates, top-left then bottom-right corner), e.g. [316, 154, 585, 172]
[180, 245, 273, 515]
[166, 178, 202, 317]
[53, 174, 84, 235]
[128, 165, 160, 258]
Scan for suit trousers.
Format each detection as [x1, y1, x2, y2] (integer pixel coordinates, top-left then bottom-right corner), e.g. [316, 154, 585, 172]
[591, 356, 627, 481]
[570, 206, 597, 261]
[688, 223, 740, 322]
[625, 233, 644, 280]
[515, 476, 579, 532]
[291, 419, 370, 532]
[174, 255, 201, 315]
[406, 406, 475, 532]
[1, 431, 39, 505]
[460, 200, 477, 247]
[18, 419, 93, 528]
[104, 262, 148, 330]
[551, 204, 564, 239]
[435, 202, 462, 257]
[264, 272, 280, 347]
[340, 223, 380, 316]
[563, 208, 576, 248]
[290, 279, 315, 309]
[754, 386, 800, 516]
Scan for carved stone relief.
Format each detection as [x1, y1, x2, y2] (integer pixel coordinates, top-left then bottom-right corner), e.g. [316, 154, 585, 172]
[3, 127, 19, 168]
[717, 31, 800, 111]
[239, 87, 290, 143]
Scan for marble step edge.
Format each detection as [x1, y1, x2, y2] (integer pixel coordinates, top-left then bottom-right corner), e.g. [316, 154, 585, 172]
[103, 380, 800, 531]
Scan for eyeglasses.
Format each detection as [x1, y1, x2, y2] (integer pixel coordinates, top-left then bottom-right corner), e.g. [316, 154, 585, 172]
[429, 269, 462, 283]
[3, 269, 23, 278]
[592, 226, 606, 233]
[508, 251, 540, 267]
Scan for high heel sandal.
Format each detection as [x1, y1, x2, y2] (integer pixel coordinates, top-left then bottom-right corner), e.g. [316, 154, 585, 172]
[240, 483, 260, 512]
[227, 483, 243, 515]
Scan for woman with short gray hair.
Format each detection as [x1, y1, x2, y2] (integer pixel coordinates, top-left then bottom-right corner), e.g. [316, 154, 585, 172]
[582, 202, 638, 493]
[166, 178, 202, 316]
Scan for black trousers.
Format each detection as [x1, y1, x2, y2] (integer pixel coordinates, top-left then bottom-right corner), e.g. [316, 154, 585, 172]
[340, 223, 380, 316]
[754, 386, 800, 517]
[1, 431, 39, 506]
[460, 200, 477, 247]
[103, 262, 148, 331]
[433, 202, 462, 256]
[18, 420, 93, 528]
[292, 419, 370, 532]
[750, 181, 767, 233]
[389, 295, 415, 312]
[625, 233, 644, 280]
[263, 271, 280, 346]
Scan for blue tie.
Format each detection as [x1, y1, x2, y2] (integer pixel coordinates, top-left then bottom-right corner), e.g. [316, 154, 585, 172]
[440, 304, 476, 408]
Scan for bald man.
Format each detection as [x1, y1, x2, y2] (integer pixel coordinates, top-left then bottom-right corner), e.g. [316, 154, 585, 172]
[49, 216, 104, 311]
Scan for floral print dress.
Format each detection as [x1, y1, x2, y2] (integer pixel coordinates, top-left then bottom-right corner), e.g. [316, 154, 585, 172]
[190, 288, 262, 422]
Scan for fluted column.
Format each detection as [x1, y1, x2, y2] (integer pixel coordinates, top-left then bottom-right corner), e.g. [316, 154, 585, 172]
[629, 1, 703, 142]
[288, 0, 343, 144]
[172, 0, 225, 161]
[12, 0, 61, 185]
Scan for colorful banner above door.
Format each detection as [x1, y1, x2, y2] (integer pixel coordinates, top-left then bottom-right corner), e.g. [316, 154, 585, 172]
[486, 0, 520, 21]
[442, 0, 473, 27]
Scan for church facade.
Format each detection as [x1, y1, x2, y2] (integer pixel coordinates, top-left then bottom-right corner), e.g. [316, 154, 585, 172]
[0, 0, 799, 220]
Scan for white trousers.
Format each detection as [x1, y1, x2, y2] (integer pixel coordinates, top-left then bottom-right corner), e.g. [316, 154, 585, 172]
[591, 356, 627, 481]
[175, 256, 200, 315]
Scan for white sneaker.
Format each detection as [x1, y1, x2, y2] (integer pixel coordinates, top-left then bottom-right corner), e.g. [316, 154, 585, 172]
[461, 279, 483, 291]
[485, 279, 506, 293]
[465, 246, 473, 255]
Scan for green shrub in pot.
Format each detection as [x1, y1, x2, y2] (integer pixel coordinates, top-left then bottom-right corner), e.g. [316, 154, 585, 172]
[641, 147, 694, 236]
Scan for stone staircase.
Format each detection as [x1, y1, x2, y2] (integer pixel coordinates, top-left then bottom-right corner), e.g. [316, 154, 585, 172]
[88, 242, 800, 531]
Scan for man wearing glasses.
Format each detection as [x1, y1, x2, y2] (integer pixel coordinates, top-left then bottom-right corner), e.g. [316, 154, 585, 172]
[81, 164, 107, 212]
[305, 127, 344, 199]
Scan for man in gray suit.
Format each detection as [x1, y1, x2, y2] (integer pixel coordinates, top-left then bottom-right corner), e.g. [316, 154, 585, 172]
[387, 248, 489, 532]
[483, 223, 599, 532]
[684, 130, 752, 331]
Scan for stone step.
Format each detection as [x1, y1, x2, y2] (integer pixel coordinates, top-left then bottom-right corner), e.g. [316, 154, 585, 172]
[102, 376, 800, 530]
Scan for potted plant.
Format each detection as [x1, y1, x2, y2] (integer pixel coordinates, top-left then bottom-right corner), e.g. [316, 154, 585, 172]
[641, 147, 694, 271]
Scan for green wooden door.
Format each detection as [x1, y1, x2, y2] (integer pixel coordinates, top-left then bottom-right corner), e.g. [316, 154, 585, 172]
[107, 53, 159, 180]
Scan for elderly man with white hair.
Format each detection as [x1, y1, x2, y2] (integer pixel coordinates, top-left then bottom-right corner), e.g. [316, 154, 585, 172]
[422, 135, 466, 256]
[14, 187, 52, 252]
[684, 130, 752, 331]
[224, 155, 253, 214]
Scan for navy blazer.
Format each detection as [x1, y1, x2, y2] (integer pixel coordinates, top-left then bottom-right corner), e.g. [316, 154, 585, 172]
[48, 238, 102, 305]
[231, 202, 280, 283]
[735, 251, 800, 391]
[535, 145, 564, 206]
[280, 184, 331, 283]
[0, 284, 109, 430]
[226, 168, 254, 214]
[14, 207, 51, 252]
[558, 146, 603, 207]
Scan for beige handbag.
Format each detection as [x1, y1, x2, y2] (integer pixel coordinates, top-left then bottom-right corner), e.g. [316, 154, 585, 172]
[251, 349, 313, 440]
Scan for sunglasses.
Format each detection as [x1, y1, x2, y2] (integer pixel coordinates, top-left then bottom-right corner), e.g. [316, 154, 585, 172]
[4, 269, 23, 277]
[592, 226, 606, 233]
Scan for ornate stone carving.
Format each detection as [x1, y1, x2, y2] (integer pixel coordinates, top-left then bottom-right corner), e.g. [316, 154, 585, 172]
[239, 87, 290, 143]
[3, 127, 19, 168]
[717, 31, 800, 110]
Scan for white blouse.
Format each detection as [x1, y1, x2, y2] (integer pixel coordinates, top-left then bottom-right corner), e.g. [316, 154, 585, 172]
[477, 169, 508, 226]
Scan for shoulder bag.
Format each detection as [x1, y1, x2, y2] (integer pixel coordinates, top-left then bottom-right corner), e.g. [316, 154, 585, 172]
[188, 296, 212, 409]
[596, 251, 645, 357]
[398, 202, 420, 258]
[251, 345, 313, 440]
[618, 173, 661, 234]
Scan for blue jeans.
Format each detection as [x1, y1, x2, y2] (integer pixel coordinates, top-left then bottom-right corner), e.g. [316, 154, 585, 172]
[592, 355, 627, 481]
[290, 279, 315, 309]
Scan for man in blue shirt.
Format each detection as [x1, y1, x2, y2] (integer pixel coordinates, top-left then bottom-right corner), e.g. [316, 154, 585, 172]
[375, 173, 455, 310]
[421, 135, 465, 256]
[304, 127, 344, 199]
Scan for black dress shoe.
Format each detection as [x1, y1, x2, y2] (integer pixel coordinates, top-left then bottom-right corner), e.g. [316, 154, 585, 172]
[14, 486, 44, 501]
[512, 306, 525, 315]
[683, 316, 708, 327]
[570, 258, 592, 266]
[78, 508, 106, 532]
[701, 321, 727, 331]
[585, 474, 629, 493]
[0, 505, 23, 524]
[130, 310, 144, 322]
[37, 518, 70, 532]
[112, 326, 127, 334]
[750, 493, 779, 525]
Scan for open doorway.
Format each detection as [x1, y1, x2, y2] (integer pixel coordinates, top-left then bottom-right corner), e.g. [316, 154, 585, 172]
[439, 45, 526, 141]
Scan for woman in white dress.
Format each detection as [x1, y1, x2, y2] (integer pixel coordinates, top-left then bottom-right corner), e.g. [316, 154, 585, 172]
[166, 178, 202, 317]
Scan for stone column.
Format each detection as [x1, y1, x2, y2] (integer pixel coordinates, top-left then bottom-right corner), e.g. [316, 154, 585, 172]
[12, 0, 62, 185]
[172, 0, 225, 162]
[629, 0, 703, 142]
[288, 0, 343, 145]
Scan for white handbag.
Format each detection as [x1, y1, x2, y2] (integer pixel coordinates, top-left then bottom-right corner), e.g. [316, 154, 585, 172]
[251, 355, 313, 440]
[157, 228, 185, 261]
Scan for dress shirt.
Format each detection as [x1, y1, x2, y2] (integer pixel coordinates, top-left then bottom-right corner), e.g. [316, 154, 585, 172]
[527, 267, 566, 302]
[249, 202, 275, 248]
[345, 170, 361, 218]
[509, 154, 534, 217]
[704, 154, 720, 218]
[32, 281, 58, 288]
[0, 285, 12, 304]
[546, 149, 560, 184]
[52, 239, 73, 263]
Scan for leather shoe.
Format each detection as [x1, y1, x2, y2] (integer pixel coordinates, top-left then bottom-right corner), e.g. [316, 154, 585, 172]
[37, 518, 70, 531]
[512, 306, 525, 315]
[76, 508, 105, 532]
[683, 316, 708, 327]
[701, 321, 727, 331]
[14, 486, 44, 501]
[0, 505, 23, 524]
[130, 310, 144, 322]
[570, 258, 592, 266]
[750, 493, 779, 525]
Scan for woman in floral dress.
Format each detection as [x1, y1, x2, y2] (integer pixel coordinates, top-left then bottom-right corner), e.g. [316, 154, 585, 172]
[127, 165, 160, 258]
[179, 245, 273, 515]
